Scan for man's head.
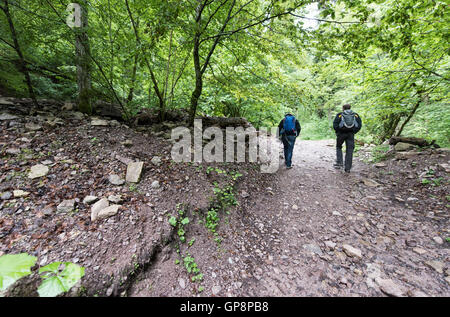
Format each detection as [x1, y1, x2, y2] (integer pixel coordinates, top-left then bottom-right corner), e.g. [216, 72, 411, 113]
[342, 104, 351, 111]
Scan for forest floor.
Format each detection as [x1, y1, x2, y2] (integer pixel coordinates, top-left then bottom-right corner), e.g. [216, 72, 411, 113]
[0, 98, 449, 297]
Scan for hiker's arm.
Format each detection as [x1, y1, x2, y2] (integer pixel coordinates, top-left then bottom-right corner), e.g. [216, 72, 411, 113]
[277, 119, 284, 137]
[354, 114, 362, 133]
[333, 114, 340, 132]
[296, 120, 301, 136]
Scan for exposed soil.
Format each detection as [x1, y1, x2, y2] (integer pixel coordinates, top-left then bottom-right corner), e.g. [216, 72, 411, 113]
[0, 99, 449, 297]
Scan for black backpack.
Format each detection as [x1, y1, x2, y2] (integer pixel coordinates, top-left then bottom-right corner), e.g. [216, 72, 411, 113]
[338, 110, 359, 131]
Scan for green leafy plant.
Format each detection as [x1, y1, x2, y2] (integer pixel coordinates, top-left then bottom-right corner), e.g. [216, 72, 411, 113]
[182, 253, 203, 283]
[37, 262, 85, 297]
[0, 253, 36, 291]
[0, 253, 84, 297]
[169, 205, 190, 243]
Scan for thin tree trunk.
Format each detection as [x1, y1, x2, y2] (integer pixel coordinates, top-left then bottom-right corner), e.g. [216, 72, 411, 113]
[396, 93, 424, 137]
[1, 0, 38, 107]
[75, 0, 92, 114]
[126, 51, 139, 104]
[125, 0, 165, 121]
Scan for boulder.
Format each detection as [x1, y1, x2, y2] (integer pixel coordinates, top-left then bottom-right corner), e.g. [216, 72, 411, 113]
[394, 142, 415, 152]
[91, 118, 109, 126]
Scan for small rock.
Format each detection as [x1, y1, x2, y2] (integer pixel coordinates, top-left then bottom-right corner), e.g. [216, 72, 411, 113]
[362, 178, 381, 187]
[90, 118, 109, 126]
[28, 164, 49, 179]
[151, 180, 160, 189]
[121, 139, 133, 147]
[211, 285, 221, 295]
[412, 247, 427, 255]
[425, 260, 445, 274]
[6, 148, 20, 155]
[13, 190, 30, 198]
[178, 278, 186, 289]
[342, 244, 362, 259]
[394, 142, 415, 152]
[0, 113, 19, 120]
[374, 162, 387, 168]
[433, 236, 443, 245]
[42, 206, 54, 216]
[332, 210, 343, 216]
[1, 191, 12, 200]
[91, 198, 109, 221]
[324, 241, 336, 250]
[57, 199, 75, 213]
[303, 244, 323, 256]
[151, 156, 162, 166]
[126, 161, 144, 183]
[438, 163, 450, 173]
[83, 195, 98, 204]
[96, 204, 121, 220]
[107, 195, 122, 203]
[292, 204, 299, 210]
[25, 122, 42, 131]
[241, 190, 249, 198]
[108, 174, 125, 185]
[405, 239, 417, 247]
[375, 277, 404, 297]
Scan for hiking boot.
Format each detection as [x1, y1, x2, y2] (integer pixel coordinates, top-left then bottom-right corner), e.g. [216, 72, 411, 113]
[344, 169, 350, 173]
[333, 163, 343, 169]
[286, 165, 293, 169]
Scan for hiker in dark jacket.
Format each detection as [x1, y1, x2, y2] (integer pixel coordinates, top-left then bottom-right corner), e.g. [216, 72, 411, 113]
[333, 104, 362, 173]
[278, 113, 301, 169]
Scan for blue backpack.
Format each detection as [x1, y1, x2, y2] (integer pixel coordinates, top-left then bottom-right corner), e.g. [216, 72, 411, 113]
[283, 115, 297, 135]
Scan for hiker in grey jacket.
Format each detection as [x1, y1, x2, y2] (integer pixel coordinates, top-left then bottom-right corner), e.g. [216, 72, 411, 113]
[332, 104, 362, 173]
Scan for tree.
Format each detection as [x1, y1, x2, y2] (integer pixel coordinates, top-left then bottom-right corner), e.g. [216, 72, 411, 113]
[72, 1, 92, 114]
[0, 0, 38, 107]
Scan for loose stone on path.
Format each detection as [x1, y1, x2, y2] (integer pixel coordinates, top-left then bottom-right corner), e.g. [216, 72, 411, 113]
[28, 164, 49, 179]
[342, 244, 362, 259]
[126, 161, 144, 183]
[108, 174, 125, 185]
[57, 199, 76, 213]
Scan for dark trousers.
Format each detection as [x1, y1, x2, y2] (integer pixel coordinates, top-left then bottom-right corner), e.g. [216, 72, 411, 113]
[336, 132, 355, 171]
[282, 134, 297, 167]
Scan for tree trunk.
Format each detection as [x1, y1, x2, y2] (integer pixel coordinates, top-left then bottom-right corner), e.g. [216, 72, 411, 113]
[75, 1, 92, 115]
[189, 38, 203, 126]
[389, 136, 437, 148]
[126, 52, 139, 104]
[1, 0, 38, 107]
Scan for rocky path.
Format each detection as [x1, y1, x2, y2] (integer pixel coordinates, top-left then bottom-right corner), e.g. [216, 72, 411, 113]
[1, 102, 448, 297]
[130, 139, 449, 297]
[228, 139, 449, 297]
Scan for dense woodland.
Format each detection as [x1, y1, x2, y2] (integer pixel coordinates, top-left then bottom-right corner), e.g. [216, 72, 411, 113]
[0, 0, 448, 146]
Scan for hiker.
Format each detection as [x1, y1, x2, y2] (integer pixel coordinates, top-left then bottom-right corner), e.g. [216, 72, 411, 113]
[333, 104, 362, 173]
[278, 113, 301, 169]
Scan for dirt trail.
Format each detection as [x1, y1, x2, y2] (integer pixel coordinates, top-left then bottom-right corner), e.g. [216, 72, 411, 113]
[1, 104, 448, 298]
[130, 138, 449, 297]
